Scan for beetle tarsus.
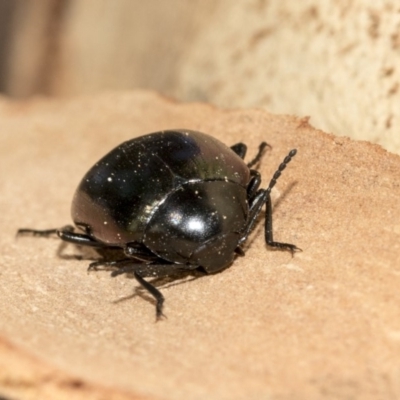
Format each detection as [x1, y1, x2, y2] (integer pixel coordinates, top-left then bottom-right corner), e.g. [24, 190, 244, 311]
[266, 241, 302, 255]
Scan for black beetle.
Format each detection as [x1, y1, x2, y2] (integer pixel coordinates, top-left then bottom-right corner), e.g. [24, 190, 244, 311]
[18, 129, 300, 319]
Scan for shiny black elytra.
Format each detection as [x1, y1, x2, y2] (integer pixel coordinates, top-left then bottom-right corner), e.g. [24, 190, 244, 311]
[18, 129, 300, 319]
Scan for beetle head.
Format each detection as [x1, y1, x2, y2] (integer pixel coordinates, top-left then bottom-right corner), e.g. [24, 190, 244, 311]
[144, 181, 248, 272]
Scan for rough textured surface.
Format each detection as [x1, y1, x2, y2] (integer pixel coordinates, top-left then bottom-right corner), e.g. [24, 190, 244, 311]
[175, 0, 400, 155]
[2, 1, 399, 154]
[0, 91, 400, 399]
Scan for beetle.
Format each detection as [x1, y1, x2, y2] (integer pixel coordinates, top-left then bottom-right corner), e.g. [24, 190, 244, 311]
[18, 129, 300, 319]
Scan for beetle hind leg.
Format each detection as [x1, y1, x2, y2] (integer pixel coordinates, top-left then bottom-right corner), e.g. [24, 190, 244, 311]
[88, 260, 166, 320]
[98, 260, 199, 320]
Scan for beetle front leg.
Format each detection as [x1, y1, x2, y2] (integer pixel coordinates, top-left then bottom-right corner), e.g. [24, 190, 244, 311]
[264, 191, 301, 255]
[246, 142, 270, 168]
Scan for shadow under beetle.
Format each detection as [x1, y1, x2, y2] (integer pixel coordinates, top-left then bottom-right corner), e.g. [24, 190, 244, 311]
[18, 129, 300, 319]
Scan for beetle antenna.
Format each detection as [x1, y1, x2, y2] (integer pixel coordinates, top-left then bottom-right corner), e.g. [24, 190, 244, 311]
[247, 142, 271, 168]
[266, 149, 297, 193]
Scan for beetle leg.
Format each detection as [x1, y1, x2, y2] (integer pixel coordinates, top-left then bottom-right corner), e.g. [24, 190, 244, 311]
[247, 170, 262, 204]
[17, 225, 108, 248]
[238, 189, 267, 245]
[240, 148, 301, 254]
[57, 227, 110, 248]
[247, 142, 271, 168]
[264, 190, 301, 255]
[17, 225, 110, 248]
[240, 188, 301, 254]
[230, 143, 247, 159]
[108, 262, 198, 320]
[17, 225, 74, 238]
[133, 271, 165, 320]
[263, 148, 301, 254]
[87, 257, 170, 319]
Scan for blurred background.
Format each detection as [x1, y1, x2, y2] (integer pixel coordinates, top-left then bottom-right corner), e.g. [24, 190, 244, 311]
[0, 0, 399, 154]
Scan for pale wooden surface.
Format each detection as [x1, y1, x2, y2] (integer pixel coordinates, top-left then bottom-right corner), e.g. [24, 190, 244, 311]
[2, 1, 400, 154]
[175, 0, 400, 154]
[0, 91, 400, 399]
